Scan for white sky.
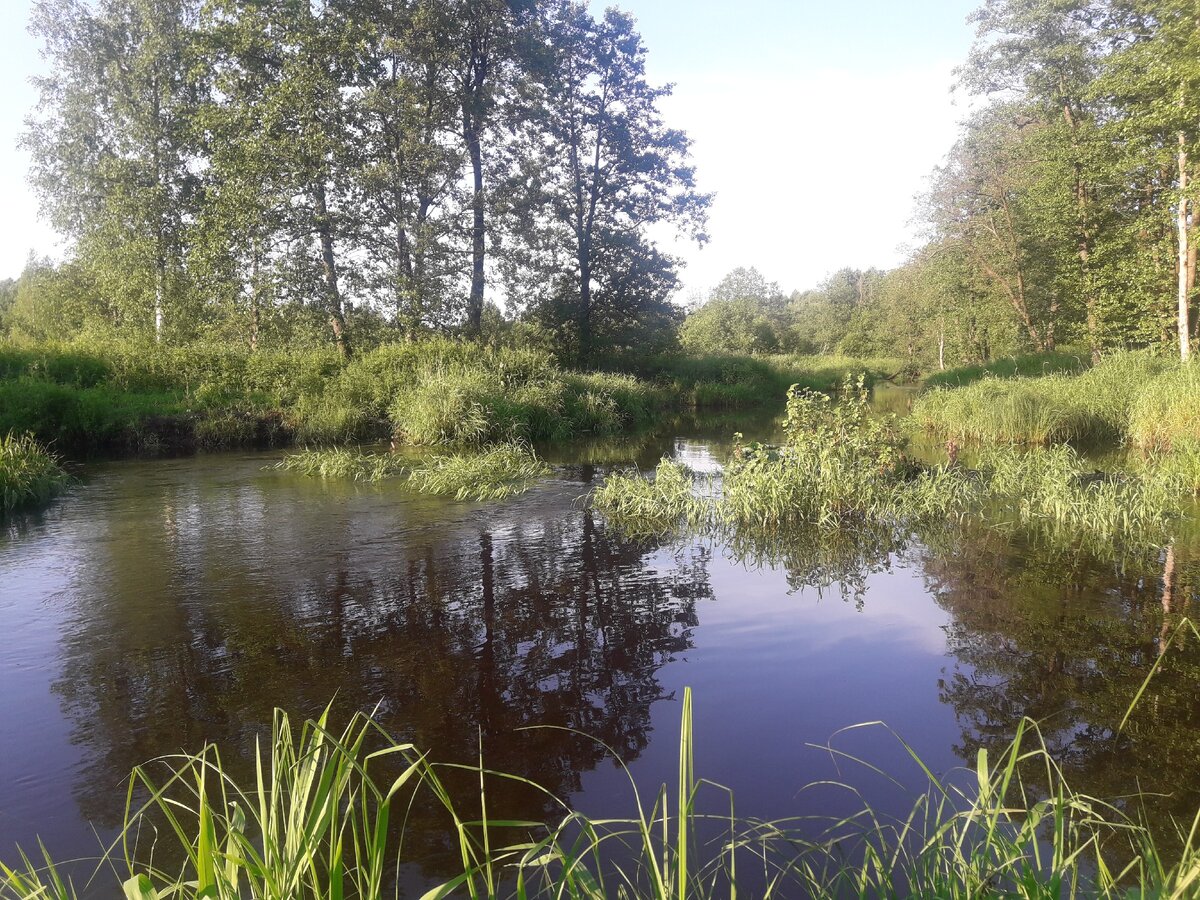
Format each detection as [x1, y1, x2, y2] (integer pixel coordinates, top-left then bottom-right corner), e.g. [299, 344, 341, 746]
[0, 0, 978, 296]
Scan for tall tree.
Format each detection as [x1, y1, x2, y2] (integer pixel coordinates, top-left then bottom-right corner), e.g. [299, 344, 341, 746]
[506, 2, 709, 361]
[25, 0, 203, 341]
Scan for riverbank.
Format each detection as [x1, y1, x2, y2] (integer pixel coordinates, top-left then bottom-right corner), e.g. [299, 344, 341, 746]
[0, 339, 901, 459]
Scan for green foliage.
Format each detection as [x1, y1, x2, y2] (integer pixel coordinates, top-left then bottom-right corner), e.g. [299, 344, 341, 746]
[591, 459, 707, 535]
[1129, 363, 1200, 452]
[275, 448, 408, 482]
[913, 351, 1174, 445]
[0, 433, 69, 514]
[924, 350, 1090, 389]
[406, 443, 551, 501]
[679, 298, 781, 356]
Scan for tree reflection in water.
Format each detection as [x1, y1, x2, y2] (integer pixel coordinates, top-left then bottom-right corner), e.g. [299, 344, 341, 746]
[50, 469, 708, 874]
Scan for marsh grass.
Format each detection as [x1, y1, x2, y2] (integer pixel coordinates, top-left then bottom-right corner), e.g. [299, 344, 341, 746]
[406, 442, 551, 501]
[8, 682, 1200, 899]
[592, 459, 709, 535]
[912, 351, 1174, 447]
[276, 448, 409, 482]
[0, 433, 69, 513]
[1128, 363, 1200, 452]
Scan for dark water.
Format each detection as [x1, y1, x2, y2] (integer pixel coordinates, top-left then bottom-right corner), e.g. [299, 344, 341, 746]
[3, 403, 1200, 884]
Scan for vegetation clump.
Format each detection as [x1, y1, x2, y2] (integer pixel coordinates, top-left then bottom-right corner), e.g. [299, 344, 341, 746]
[0, 433, 69, 514]
[406, 442, 551, 502]
[912, 351, 1174, 446]
[592, 459, 708, 535]
[275, 448, 409, 482]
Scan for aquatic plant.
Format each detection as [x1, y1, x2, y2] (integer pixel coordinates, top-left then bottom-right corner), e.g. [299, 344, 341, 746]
[592, 459, 709, 535]
[276, 448, 409, 482]
[0, 433, 69, 513]
[406, 442, 551, 501]
[6, 685, 1200, 899]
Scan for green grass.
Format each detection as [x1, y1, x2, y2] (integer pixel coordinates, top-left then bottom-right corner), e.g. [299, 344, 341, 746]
[912, 350, 1174, 446]
[7, 683, 1200, 898]
[635, 352, 904, 409]
[406, 442, 552, 501]
[275, 448, 410, 482]
[1128, 363, 1200, 452]
[0, 433, 69, 514]
[592, 459, 708, 534]
[923, 349, 1089, 389]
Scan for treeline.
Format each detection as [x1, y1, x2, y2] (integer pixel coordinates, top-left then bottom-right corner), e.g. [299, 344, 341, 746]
[11, 0, 708, 360]
[685, 0, 1200, 369]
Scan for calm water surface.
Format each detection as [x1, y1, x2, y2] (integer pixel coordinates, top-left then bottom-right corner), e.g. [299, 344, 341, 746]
[3, 402, 1199, 883]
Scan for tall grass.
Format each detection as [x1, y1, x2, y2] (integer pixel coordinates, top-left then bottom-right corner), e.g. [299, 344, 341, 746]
[592, 459, 708, 535]
[0, 433, 69, 513]
[1128, 363, 1200, 452]
[923, 349, 1088, 389]
[913, 350, 1173, 446]
[275, 448, 409, 482]
[406, 442, 551, 501]
[7, 685, 1200, 898]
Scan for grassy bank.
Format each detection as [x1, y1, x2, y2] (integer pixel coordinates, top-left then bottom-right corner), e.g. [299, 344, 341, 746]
[4, 687, 1200, 898]
[923, 349, 1088, 389]
[0, 341, 901, 459]
[912, 351, 1178, 446]
[0, 433, 69, 514]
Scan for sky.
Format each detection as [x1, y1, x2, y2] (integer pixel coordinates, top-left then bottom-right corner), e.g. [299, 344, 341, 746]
[0, 0, 980, 296]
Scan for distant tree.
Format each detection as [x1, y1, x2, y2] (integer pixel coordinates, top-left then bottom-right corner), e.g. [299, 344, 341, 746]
[679, 297, 779, 356]
[709, 266, 785, 306]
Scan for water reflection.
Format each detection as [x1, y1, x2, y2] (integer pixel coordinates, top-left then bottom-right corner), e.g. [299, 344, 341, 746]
[23, 460, 706, 870]
[5, 421, 1200, 880]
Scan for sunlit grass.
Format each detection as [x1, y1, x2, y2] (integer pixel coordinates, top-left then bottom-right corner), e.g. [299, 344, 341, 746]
[275, 447, 409, 482]
[7, 680, 1200, 898]
[0, 432, 69, 514]
[406, 442, 551, 501]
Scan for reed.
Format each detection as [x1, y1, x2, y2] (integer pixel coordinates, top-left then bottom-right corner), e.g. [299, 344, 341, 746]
[6, 683, 1200, 899]
[0, 432, 69, 513]
[406, 442, 551, 501]
[592, 459, 709, 535]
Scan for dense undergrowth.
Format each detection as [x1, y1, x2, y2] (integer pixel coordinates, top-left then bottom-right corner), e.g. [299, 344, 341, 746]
[0, 433, 69, 514]
[5, 684, 1200, 899]
[0, 340, 897, 458]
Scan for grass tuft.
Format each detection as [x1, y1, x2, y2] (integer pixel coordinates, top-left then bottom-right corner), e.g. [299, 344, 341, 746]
[275, 448, 409, 482]
[0, 433, 69, 514]
[406, 442, 551, 501]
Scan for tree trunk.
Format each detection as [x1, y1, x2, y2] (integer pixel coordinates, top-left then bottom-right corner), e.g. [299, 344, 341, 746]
[465, 122, 485, 335]
[1177, 130, 1190, 362]
[314, 182, 351, 358]
[938, 322, 945, 371]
